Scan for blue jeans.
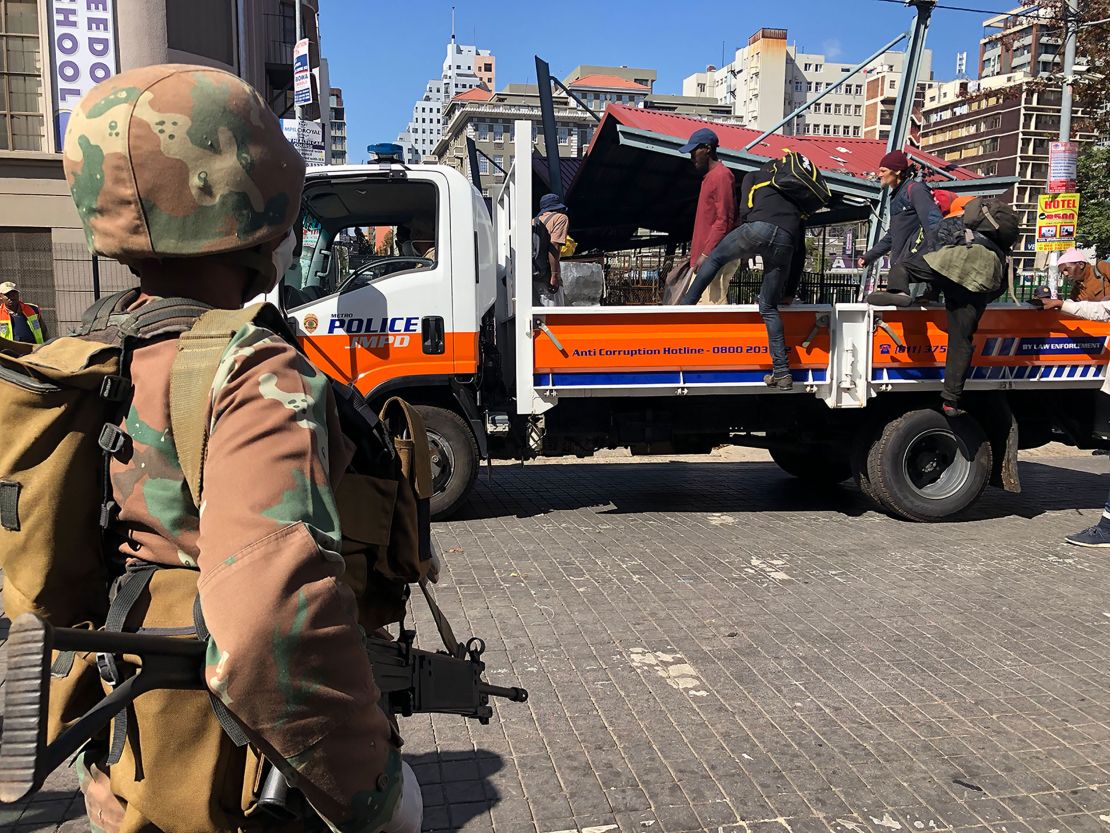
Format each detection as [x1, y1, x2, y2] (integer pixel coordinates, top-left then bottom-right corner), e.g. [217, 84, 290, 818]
[681, 221, 796, 375]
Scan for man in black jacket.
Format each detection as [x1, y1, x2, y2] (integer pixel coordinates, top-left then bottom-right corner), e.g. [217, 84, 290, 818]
[681, 163, 802, 390]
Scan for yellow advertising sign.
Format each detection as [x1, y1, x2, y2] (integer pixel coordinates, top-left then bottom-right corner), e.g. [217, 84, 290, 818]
[1036, 193, 1080, 252]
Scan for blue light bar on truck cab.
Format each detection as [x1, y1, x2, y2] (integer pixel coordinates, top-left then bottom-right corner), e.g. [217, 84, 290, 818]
[368, 143, 404, 162]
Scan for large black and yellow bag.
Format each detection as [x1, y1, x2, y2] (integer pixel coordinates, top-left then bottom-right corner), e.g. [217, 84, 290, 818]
[752, 150, 832, 215]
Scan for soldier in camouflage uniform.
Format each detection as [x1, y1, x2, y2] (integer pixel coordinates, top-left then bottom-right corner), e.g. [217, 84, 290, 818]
[61, 64, 421, 833]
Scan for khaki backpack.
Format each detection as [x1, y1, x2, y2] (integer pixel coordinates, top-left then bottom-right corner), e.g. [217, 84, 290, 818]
[0, 289, 437, 826]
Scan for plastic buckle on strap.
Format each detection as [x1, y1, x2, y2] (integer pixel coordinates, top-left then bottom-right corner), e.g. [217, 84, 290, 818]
[99, 500, 119, 529]
[96, 651, 120, 686]
[99, 374, 132, 402]
[98, 424, 127, 455]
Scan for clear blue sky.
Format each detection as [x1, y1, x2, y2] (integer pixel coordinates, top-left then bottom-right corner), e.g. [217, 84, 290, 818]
[319, 0, 997, 163]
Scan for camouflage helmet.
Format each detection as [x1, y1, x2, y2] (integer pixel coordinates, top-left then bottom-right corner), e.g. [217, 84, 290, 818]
[62, 64, 305, 260]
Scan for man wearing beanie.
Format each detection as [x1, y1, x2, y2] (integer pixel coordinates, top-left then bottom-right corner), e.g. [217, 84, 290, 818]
[857, 150, 941, 289]
[1039, 289, 1110, 546]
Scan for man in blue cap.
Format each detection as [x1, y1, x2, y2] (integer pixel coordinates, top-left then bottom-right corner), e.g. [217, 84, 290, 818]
[534, 192, 569, 306]
[669, 127, 735, 302]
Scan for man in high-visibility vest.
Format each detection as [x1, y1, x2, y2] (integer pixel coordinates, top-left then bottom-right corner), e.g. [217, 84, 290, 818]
[0, 281, 45, 343]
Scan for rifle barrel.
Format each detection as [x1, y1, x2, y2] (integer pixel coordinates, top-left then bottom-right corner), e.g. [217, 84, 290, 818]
[479, 683, 529, 703]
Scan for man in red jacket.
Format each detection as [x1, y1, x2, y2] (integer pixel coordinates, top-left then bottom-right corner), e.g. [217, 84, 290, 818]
[682, 127, 736, 271]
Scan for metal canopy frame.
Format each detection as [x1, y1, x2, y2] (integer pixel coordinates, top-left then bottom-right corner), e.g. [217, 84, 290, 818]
[615, 125, 1017, 210]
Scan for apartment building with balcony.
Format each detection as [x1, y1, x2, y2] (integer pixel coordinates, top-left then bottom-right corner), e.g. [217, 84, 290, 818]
[980, 6, 1061, 79]
[0, 0, 326, 332]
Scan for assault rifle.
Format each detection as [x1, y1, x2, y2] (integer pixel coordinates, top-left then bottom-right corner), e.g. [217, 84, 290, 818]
[0, 613, 527, 808]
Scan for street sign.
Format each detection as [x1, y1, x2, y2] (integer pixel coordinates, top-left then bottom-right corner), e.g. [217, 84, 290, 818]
[282, 118, 325, 167]
[1048, 141, 1078, 193]
[293, 38, 312, 106]
[1036, 192, 1080, 252]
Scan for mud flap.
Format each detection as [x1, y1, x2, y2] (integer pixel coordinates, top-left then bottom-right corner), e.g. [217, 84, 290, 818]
[974, 394, 1020, 493]
[1000, 413, 1021, 493]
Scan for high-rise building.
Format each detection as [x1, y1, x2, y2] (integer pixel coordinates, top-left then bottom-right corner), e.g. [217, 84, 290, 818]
[682, 28, 932, 141]
[396, 37, 494, 163]
[330, 86, 346, 164]
[0, 0, 330, 333]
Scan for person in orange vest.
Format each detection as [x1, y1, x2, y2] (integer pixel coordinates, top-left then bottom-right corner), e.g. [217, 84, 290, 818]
[0, 281, 45, 343]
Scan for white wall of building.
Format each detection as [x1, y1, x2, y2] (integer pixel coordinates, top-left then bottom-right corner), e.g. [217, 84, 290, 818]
[397, 39, 493, 164]
[683, 32, 932, 140]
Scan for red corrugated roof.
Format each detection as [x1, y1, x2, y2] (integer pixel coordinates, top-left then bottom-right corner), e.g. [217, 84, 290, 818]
[570, 75, 651, 92]
[603, 104, 979, 181]
[451, 86, 493, 103]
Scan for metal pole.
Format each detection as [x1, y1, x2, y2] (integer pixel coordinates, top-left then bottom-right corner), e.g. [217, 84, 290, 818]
[1059, 0, 1078, 144]
[1049, 0, 1079, 298]
[293, 0, 303, 121]
[465, 137, 483, 190]
[551, 78, 602, 123]
[535, 56, 563, 200]
[744, 31, 908, 150]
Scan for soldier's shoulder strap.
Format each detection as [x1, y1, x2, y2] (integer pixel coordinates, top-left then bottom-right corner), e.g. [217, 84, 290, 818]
[170, 303, 286, 508]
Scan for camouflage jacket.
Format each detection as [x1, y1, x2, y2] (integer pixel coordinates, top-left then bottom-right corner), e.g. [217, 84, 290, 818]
[93, 307, 401, 831]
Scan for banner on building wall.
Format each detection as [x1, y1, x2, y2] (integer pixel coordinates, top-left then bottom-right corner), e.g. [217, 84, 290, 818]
[1036, 193, 1080, 252]
[49, 0, 118, 147]
[282, 118, 325, 167]
[293, 38, 312, 106]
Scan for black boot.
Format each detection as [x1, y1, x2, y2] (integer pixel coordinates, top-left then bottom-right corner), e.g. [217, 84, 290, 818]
[867, 290, 913, 307]
[764, 372, 793, 391]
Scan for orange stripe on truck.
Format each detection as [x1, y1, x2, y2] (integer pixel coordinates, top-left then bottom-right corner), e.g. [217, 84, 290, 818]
[533, 310, 830, 373]
[300, 331, 478, 396]
[873, 310, 1110, 368]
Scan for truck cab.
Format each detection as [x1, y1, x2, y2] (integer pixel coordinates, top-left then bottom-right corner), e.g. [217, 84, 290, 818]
[277, 156, 497, 514]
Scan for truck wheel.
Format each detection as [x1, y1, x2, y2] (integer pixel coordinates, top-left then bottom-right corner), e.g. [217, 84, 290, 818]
[769, 446, 851, 485]
[416, 405, 479, 520]
[866, 409, 992, 522]
[851, 426, 887, 510]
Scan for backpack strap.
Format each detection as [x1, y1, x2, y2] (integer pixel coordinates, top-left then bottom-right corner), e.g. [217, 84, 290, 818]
[170, 304, 268, 508]
[78, 289, 138, 335]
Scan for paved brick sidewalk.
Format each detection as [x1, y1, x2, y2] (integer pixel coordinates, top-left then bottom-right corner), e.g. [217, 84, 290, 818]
[3, 452, 1110, 833]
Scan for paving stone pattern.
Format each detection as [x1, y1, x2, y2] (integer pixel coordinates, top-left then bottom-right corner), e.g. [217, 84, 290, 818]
[3, 453, 1110, 833]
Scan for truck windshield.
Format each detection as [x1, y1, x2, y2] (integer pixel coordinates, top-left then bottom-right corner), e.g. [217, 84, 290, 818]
[281, 179, 439, 309]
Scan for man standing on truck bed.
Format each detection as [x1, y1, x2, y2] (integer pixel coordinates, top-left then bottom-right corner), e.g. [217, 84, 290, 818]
[671, 128, 736, 302]
[681, 160, 804, 390]
[858, 150, 941, 300]
[534, 193, 569, 307]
